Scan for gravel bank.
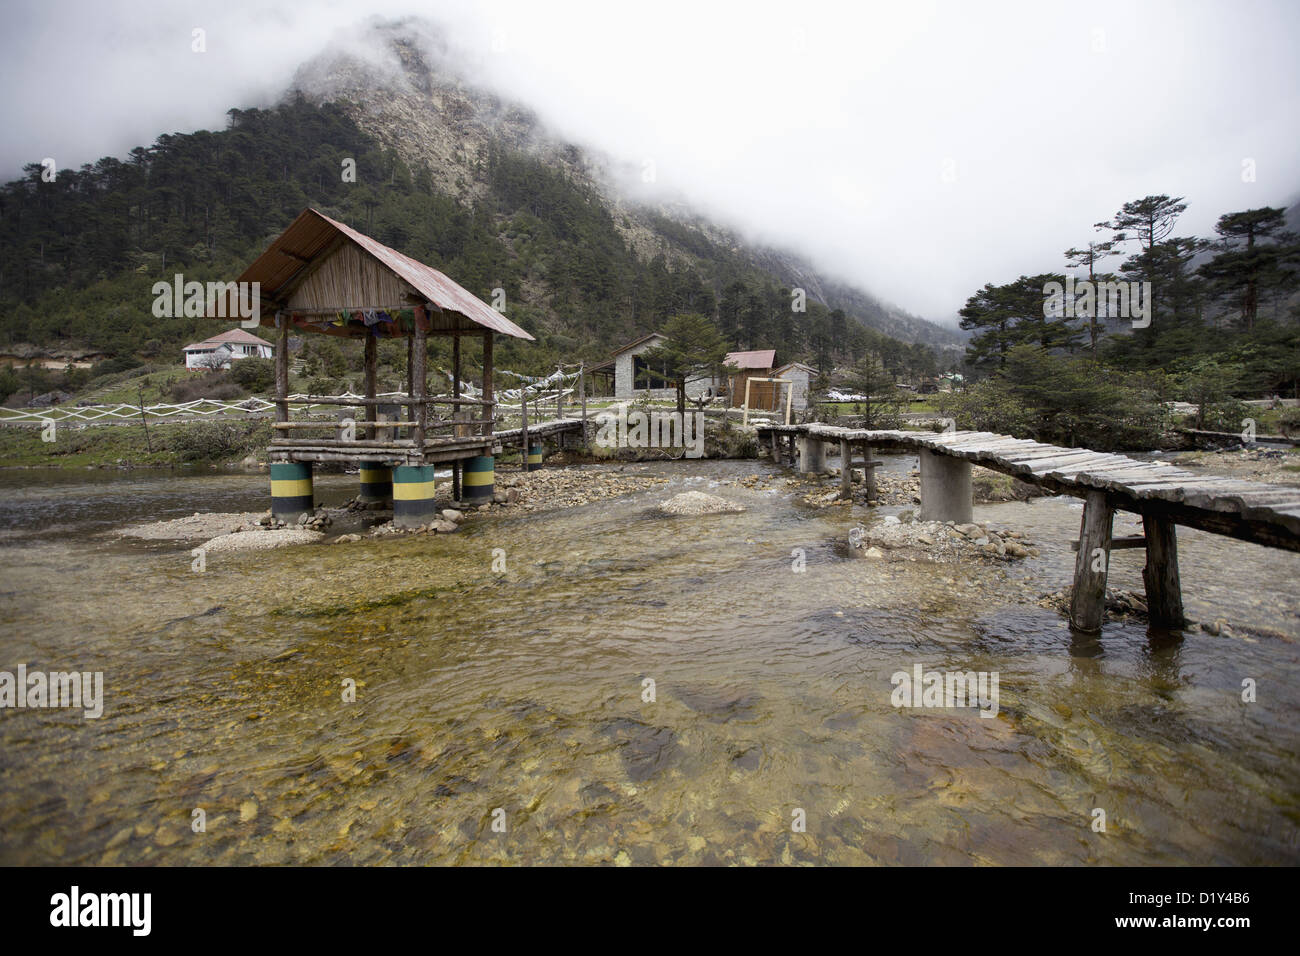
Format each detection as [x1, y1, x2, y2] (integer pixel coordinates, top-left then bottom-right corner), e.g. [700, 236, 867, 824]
[119, 512, 267, 541]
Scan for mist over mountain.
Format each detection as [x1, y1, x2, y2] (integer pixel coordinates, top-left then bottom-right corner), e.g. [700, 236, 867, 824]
[286, 18, 963, 350]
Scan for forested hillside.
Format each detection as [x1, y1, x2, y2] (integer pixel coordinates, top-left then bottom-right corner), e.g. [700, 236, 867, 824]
[0, 98, 945, 393]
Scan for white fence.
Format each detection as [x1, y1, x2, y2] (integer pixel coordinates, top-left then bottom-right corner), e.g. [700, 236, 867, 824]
[1, 367, 589, 427]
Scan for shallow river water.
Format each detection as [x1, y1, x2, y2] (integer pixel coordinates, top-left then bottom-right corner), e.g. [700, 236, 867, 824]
[0, 459, 1297, 865]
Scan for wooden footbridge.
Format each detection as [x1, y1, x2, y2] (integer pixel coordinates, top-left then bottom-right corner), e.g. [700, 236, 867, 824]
[757, 422, 1300, 633]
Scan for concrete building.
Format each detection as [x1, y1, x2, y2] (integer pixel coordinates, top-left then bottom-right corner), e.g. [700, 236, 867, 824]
[611, 332, 717, 401]
[182, 328, 274, 370]
[772, 362, 819, 412]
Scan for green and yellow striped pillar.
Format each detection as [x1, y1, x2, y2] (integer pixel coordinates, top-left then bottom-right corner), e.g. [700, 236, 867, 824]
[392, 465, 439, 528]
[270, 462, 313, 523]
[526, 442, 544, 471]
[463, 455, 495, 503]
[358, 461, 393, 505]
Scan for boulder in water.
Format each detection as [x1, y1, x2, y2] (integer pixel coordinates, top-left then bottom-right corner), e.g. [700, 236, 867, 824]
[659, 491, 745, 516]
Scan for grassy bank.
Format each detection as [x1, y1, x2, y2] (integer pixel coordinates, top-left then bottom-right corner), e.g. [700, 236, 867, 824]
[0, 419, 272, 468]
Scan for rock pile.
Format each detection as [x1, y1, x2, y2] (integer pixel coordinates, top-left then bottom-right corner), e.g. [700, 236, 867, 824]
[849, 513, 1038, 563]
[496, 470, 670, 513]
[367, 507, 465, 537]
[658, 491, 746, 516]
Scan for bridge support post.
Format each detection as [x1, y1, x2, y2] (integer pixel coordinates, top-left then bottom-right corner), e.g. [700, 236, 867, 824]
[798, 436, 825, 474]
[1069, 490, 1115, 633]
[769, 431, 779, 462]
[393, 465, 439, 528]
[839, 438, 852, 499]
[918, 448, 971, 523]
[464, 455, 495, 504]
[358, 461, 393, 505]
[527, 442, 544, 471]
[1141, 512, 1185, 628]
[863, 443, 878, 504]
[786, 434, 796, 465]
[270, 462, 313, 524]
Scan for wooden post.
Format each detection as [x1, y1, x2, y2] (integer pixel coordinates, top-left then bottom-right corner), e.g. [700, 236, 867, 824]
[839, 437, 852, 499]
[1142, 512, 1185, 628]
[405, 333, 414, 422]
[863, 443, 877, 503]
[363, 334, 377, 427]
[453, 334, 461, 500]
[412, 313, 427, 453]
[137, 385, 153, 453]
[482, 330, 494, 437]
[769, 431, 779, 462]
[520, 385, 529, 472]
[556, 364, 563, 420]
[579, 361, 587, 449]
[1069, 490, 1115, 633]
[275, 316, 289, 424]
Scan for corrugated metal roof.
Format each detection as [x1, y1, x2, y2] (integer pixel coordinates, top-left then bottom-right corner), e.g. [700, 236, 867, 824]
[725, 349, 776, 370]
[223, 208, 533, 340]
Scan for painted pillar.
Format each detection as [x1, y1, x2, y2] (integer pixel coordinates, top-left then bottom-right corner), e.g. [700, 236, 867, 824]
[463, 455, 495, 503]
[270, 462, 313, 524]
[358, 461, 393, 505]
[392, 465, 439, 528]
[918, 448, 972, 523]
[526, 443, 544, 471]
[798, 436, 826, 474]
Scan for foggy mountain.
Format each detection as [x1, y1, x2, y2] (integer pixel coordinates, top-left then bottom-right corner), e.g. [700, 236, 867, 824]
[288, 19, 964, 351]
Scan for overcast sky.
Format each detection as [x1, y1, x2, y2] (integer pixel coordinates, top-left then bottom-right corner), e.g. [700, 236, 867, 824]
[3, 0, 1298, 325]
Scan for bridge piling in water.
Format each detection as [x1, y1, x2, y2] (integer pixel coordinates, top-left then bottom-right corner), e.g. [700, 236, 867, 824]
[918, 448, 972, 523]
[1069, 490, 1115, 632]
[798, 436, 826, 473]
[1141, 512, 1185, 628]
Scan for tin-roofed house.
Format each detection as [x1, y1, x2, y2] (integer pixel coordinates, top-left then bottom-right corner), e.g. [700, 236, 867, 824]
[724, 349, 776, 408]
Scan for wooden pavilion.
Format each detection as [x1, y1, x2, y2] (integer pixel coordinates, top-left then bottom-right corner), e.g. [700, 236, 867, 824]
[210, 208, 534, 527]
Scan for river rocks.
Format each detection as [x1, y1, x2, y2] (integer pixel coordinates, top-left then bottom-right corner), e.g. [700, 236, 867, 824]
[659, 491, 746, 516]
[496, 470, 671, 513]
[850, 516, 1037, 563]
[299, 510, 332, 531]
[200, 528, 325, 552]
[441, 509, 463, 523]
[675, 685, 760, 722]
[1039, 586, 1172, 626]
[598, 718, 680, 782]
[118, 511, 266, 541]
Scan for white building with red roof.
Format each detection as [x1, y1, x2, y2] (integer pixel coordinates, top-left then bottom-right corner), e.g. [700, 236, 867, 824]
[182, 328, 275, 370]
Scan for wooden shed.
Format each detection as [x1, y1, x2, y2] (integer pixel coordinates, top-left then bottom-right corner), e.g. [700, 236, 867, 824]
[212, 208, 534, 526]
